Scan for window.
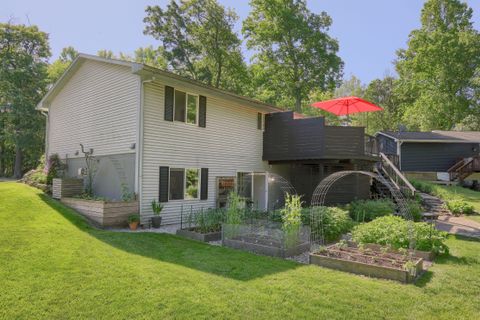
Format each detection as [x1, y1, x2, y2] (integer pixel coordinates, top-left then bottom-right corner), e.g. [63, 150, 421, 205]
[237, 172, 252, 199]
[169, 169, 185, 200]
[174, 90, 186, 122]
[185, 168, 199, 199]
[174, 89, 198, 124]
[187, 94, 198, 124]
[169, 168, 200, 200]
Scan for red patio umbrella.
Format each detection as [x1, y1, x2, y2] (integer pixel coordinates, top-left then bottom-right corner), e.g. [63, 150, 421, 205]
[311, 96, 383, 116]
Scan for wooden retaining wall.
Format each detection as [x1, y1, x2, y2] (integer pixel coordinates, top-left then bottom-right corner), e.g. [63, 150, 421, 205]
[52, 178, 84, 199]
[61, 197, 139, 227]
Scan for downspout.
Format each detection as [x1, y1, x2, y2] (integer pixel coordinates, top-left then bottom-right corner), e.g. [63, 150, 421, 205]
[136, 78, 152, 219]
[41, 111, 49, 160]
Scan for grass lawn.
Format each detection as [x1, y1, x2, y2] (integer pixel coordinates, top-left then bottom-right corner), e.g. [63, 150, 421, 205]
[426, 183, 480, 223]
[1, 182, 480, 319]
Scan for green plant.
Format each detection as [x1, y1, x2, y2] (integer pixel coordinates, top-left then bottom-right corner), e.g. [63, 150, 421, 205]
[348, 199, 395, 222]
[309, 206, 354, 243]
[128, 214, 140, 223]
[121, 183, 135, 202]
[45, 153, 64, 185]
[446, 199, 475, 216]
[281, 193, 303, 248]
[193, 208, 225, 233]
[151, 199, 164, 216]
[406, 199, 423, 222]
[351, 216, 449, 254]
[225, 192, 244, 225]
[403, 260, 417, 276]
[410, 179, 433, 194]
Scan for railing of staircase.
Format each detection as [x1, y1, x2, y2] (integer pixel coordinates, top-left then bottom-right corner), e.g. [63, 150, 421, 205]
[379, 152, 416, 198]
[448, 156, 480, 181]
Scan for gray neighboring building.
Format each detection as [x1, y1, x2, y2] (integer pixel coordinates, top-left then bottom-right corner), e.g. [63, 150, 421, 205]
[376, 130, 480, 180]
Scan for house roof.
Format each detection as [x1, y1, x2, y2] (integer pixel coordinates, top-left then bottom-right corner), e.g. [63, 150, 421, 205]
[377, 130, 480, 143]
[36, 53, 284, 114]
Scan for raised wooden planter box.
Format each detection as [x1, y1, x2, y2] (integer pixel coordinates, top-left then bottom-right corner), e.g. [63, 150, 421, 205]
[61, 197, 138, 227]
[176, 228, 222, 242]
[52, 178, 83, 199]
[309, 246, 423, 284]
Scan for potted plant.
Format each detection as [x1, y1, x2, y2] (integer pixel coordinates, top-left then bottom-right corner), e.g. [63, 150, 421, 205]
[128, 214, 140, 231]
[151, 200, 164, 228]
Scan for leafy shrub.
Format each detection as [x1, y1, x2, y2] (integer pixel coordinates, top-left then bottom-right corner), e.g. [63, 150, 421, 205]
[351, 216, 449, 254]
[151, 200, 164, 215]
[45, 153, 64, 185]
[348, 199, 395, 222]
[410, 179, 433, 194]
[281, 194, 303, 248]
[447, 199, 475, 216]
[406, 199, 423, 222]
[309, 206, 354, 242]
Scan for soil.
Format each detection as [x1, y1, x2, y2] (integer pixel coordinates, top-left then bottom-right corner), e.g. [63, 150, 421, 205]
[314, 245, 417, 270]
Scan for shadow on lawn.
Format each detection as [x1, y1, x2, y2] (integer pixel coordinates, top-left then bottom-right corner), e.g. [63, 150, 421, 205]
[37, 194, 301, 281]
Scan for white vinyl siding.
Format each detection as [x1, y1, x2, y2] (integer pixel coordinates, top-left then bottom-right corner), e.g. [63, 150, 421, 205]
[47, 60, 139, 158]
[141, 82, 266, 225]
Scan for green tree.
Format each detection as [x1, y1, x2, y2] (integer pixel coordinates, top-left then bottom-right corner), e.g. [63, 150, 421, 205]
[0, 23, 50, 178]
[133, 46, 167, 69]
[243, 0, 343, 112]
[143, 0, 248, 93]
[362, 76, 403, 134]
[97, 49, 115, 59]
[395, 0, 480, 130]
[47, 46, 78, 83]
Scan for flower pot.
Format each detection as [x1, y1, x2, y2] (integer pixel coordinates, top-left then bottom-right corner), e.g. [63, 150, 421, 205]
[151, 216, 162, 228]
[129, 221, 139, 231]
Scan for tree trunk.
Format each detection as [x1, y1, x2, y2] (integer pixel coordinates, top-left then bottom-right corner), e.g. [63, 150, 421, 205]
[0, 142, 4, 177]
[13, 144, 23, 179]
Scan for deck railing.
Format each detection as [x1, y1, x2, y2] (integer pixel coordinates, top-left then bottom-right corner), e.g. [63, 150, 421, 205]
[365, 134, 379, 156]
[448, 156, 480, 181]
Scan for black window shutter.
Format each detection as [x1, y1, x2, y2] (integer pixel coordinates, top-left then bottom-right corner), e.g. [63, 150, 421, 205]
[199, 95, 207, 128]
[164, 86, 174, 121]
[200, 168, 208, 200]
[257, 113, 263, 130]
[159, 166, 169, 202]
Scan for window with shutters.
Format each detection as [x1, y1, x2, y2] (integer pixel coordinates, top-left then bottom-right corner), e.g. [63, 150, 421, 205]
[173, 89, 198, 124]
[168, 168, 200, 200]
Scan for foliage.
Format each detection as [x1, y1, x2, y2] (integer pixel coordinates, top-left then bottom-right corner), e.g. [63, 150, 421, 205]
[190, 208, 225, 233]
[351, 216, 449, 254]
[127, 214, 140, 223]
[309, 206, 354, 242]
[395, 0, 480, 130]
[406, 199, 423, 222]
[144, 0, 248, 93]
[45, 153, 63, 185]
[410, 179, 434, 194]
[446, 199, 475, 216]
[80, 144, 96, 197]
[225, 191, 244, 225]
[73, 194, 108, 201]
[280, 194, 303, 248]
[4, 182, 480, 319]
[0, 23, 51, 178]
[243, 0, 343, 112]
[22, 169, 47, 185]
[120, 183, 135, 202]
[151, 199, 164, 216]
[348, 199, 395, 222]
[47, 46, 78, 83]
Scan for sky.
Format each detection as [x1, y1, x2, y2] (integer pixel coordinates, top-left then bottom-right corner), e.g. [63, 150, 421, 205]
[2, 0, 480, 84]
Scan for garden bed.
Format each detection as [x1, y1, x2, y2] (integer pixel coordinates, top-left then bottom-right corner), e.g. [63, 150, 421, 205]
[309, 244, 423, 283]
[222, 223, 310, 258]
[61, 197, 138, 227]
[176, 227, 222, 242]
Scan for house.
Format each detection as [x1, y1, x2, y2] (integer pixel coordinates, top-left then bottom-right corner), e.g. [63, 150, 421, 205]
[37, 54, 377, 225]
[376, 130, 480, 181]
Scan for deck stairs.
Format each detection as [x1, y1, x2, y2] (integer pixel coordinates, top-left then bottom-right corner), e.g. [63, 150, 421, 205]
[447, 156, 480, 182]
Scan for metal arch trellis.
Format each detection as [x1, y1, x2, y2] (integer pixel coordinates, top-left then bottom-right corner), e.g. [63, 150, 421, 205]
[264, 172, 297, 210]
[310, 170, 415, 250]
